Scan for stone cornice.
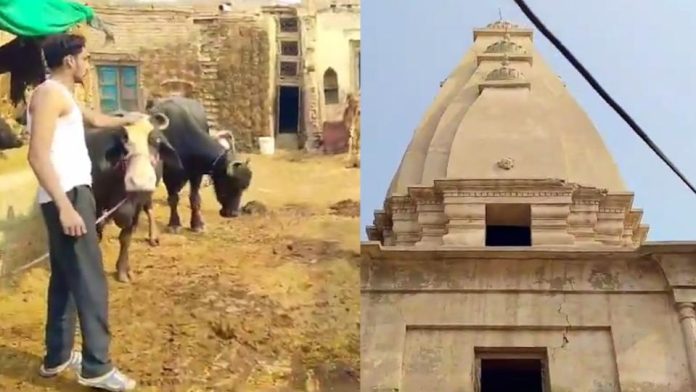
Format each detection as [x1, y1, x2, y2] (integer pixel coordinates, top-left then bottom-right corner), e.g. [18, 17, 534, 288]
[433, 178, 574, 199]
[373, 210, 388, 227]
[370, 179, 649, 248]
[361, 241, 696, 260]
[626, 209, 643, 229]
[476, 53, 533, 66]
[408, 186, 442, 204]
[572, 186, 606, 204]
[365, 225, 380, 241]
[599, 192, 634, 212]
[387, 195, 415, 214]
[473, 28, 534, 41]
[361, 241, 639, 260]
[434, 178, 569, 190]
[640, 242, 696, 255]
[478, 80, 531, 93]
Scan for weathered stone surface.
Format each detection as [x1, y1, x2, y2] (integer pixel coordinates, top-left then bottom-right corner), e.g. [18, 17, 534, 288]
[361, 248, 692, 391]
[362, 20, 694, 392]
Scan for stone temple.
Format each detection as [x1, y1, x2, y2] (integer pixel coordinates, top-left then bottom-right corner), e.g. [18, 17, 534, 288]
[361, 20, 696, 392]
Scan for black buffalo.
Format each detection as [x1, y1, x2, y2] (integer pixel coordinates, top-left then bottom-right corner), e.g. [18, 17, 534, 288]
[0, 117, 23, 151]
[87, 113, 182, 283]
[148, 96, 252, 233]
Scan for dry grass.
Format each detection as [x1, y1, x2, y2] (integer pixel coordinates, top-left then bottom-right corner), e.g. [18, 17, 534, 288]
[0, 151, 360, 391]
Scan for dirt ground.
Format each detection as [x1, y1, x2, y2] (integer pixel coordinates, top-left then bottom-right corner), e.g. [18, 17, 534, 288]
[0, 151, 360, 391]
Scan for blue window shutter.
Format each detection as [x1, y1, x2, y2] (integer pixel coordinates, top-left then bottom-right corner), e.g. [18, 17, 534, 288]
[97, 66, 119, 113]
[120, 66, 137, 87]
[119, 66, 138, 111]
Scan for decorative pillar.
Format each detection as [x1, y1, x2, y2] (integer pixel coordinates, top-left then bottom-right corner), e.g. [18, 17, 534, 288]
[531, 204, 574, 245]
[442, 201, 485, 246]
[435, 180, 485, 246]
[595, 211, 624, 246]
[595, 194, 632, 246]
[409, 187, 447, 246]
[677, 302, 696, 389]
[622, 210, 642, 247]
[388, 196, 420, 246]
[568, 188, 602, 245]
[382, 227, 395, 246]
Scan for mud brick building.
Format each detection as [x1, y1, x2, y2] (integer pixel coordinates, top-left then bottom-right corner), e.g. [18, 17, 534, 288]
[75, 0, 360, 152]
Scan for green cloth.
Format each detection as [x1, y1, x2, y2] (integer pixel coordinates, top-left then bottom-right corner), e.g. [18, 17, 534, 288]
[0, 0, 94, 37]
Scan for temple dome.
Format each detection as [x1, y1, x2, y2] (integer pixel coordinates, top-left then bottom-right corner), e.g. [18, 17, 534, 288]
[386, 22, 627, 198]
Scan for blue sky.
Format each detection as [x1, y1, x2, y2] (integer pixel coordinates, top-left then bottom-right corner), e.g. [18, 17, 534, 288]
[360, 0, 696, 241]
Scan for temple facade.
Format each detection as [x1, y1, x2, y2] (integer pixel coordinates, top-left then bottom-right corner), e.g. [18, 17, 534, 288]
[361, 21, 696, 392]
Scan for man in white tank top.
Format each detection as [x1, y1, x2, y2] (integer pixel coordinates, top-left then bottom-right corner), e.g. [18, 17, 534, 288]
[27, 34, 140, 391]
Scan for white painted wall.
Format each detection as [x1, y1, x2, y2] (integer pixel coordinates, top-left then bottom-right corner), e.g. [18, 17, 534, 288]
[313, 9, 359, 123]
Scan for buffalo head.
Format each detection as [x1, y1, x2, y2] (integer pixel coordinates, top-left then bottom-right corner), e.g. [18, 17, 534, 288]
[103, 112, 183, 198]
[0, 118, 23, 150]
[212, 152, 252, 218]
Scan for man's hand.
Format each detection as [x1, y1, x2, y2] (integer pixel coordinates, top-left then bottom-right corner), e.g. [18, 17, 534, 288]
[82, 106, 145, 128]
[121, 112, 145, 125]
[59, 205, 87, 237]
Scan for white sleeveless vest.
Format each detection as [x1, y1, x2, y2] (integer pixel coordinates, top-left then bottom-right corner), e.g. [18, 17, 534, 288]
[27, 79, 93, 204]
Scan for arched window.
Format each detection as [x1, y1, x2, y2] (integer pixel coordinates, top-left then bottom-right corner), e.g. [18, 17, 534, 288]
[323, 68, 339, 105]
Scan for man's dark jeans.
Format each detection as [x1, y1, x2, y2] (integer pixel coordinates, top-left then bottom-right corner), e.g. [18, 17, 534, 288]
[40, 185, 113, 378]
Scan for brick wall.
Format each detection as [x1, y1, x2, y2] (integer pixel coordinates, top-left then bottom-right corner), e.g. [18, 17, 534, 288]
[198, 18, 272, 151]
[80, 7, 200, 108]
[79, 7, 273, 152]
[85, 7, 198, 55]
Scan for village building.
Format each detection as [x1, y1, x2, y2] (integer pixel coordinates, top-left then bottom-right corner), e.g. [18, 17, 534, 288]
[361, 21, 696, 392]
[0, 0, 360, 152]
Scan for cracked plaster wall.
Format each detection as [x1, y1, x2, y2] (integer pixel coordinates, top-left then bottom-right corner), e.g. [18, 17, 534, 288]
[361, 256, 692, 392]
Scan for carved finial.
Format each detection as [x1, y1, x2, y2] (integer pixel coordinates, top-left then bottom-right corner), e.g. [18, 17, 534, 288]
[501, 53, 510, 66]
[486, 20, 520, 29]
[497, 157, 515, 170]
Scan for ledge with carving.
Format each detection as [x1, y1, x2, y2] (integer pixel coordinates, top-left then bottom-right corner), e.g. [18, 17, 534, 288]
[478, 54, 530, 93]
[476, 33, 533, 66]
[366, 178, 649, 249]
[473, 22, 534, 41]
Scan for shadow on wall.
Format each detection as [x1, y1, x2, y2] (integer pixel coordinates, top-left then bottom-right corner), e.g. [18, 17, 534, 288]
[0, 169, 47, 277]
